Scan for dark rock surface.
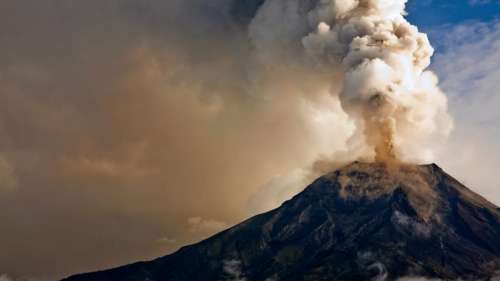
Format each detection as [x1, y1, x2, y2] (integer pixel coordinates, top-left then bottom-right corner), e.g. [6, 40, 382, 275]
[63, 162, 500, 281]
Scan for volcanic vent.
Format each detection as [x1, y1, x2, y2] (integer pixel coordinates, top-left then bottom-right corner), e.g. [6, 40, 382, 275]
[64, 162, 500, 281]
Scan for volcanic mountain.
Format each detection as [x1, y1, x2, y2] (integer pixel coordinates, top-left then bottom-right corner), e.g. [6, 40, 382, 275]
[63, 162, 500, 281]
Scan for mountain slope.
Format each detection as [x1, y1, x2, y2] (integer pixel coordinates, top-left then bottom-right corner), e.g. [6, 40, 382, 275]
[63, 162, 500, 281]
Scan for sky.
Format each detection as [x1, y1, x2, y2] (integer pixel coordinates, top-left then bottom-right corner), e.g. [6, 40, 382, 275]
[406, 0, 500, 206]
[0, 1, 499, 280]
[407, 0, 499, 30]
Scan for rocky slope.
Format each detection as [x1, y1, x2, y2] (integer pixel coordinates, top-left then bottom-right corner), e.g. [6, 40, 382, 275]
[63, 162, 500, 281]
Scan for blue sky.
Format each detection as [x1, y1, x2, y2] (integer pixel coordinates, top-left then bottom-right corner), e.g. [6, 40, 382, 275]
[408, 0, 499, 50]
[407, 0, 499, 28]
[403, 0, 500, 204]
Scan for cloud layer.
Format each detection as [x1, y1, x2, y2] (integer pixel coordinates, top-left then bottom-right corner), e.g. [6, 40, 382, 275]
[0, 0, 351, 279]
[0, 1, 498, 280]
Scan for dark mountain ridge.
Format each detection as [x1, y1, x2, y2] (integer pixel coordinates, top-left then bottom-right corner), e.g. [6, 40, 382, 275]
[64, 162, 500, 281]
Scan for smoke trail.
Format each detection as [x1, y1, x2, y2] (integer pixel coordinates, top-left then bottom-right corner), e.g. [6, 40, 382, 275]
[250, 0, 453, 163]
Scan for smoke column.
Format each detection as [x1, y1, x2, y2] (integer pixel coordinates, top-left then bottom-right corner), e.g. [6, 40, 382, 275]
[249, 0, 453, 163]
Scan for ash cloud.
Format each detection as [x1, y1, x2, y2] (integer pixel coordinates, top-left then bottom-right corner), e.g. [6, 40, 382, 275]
[249, 0, 453, 163]
[0, 0, 350, 278]
[0, 275, 14, 281]
[0, 0, 455, 279]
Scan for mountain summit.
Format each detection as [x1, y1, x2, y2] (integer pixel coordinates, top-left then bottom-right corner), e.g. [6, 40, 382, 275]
[64, 162, 500, 281]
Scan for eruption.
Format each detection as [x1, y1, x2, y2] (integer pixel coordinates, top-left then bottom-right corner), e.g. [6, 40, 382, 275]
[0, 1, 467, 278]
[250, 0, 453, 163]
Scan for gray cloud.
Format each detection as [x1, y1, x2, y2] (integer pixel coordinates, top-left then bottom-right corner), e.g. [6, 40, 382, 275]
[0, 0, 351, 279]
[0, 275, 14, 281]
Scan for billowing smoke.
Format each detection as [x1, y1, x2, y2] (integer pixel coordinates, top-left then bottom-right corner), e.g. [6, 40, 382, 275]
[249, 0, 452, 163]
[0, 0, 455, 279]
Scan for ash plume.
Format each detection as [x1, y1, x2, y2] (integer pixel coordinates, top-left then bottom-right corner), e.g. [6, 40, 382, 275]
[0, 0, 457, 279]
[250, 0, 453, 163]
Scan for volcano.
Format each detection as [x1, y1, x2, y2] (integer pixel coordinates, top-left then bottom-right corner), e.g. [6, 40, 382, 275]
[63, 162, 500, 281]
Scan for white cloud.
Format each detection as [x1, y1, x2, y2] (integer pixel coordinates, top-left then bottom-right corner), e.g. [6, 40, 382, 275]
[431, 20, 500, 205]
[187, 217, 228, 235]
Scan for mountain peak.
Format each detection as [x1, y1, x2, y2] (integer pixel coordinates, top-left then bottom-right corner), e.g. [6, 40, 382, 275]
[64, 162, 500, 281]
[311, 162, 498, 222]
[322, 162, 443, 221]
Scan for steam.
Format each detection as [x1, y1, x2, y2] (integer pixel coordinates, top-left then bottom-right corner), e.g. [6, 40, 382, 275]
[222, 260, 277, 281]
[392, 210, 431, 237]
[222, 260, 247, 281]
[187, 217, 228, 235]
[368, 262, 388, 281]
[250, 0, 452, 163]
